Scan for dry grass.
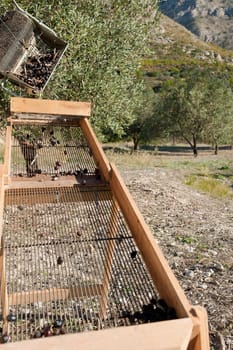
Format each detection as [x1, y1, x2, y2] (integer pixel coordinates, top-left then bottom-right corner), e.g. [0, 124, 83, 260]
[106, 148, 233, 199]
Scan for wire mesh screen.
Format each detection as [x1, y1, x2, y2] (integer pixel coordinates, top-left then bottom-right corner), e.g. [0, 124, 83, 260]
[2, 186, 167, 343]
[11, 124, 97, 177]
[0, 9, 67, 93]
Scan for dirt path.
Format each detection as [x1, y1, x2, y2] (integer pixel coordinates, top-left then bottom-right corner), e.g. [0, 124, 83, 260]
[120, 167, 233, 349]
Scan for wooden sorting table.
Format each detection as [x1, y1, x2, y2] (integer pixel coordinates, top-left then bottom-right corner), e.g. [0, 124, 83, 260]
[0, 98, 210, 349]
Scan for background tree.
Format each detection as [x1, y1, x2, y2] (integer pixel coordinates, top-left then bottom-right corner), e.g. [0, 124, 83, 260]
[155, 70, 233, 156]
[201, 79, 233, 154]
[0, 0, 159, 139]
[125, 87, 157, 150]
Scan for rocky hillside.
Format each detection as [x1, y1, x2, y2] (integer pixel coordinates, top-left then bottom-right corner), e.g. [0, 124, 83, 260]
[143, 14, 233, 90]
[159, 0, 233, 50]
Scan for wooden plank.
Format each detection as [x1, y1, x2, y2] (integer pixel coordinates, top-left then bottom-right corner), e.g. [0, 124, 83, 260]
[0, 318, 193, 350]
[4, 186, 111, 206]
[9, 176, 109, 189]
[79, 118, 111, 182]
[109, 163, 191, 318]
[8, 284, 103, 306]
[0, 246, 9, 334]
[3, 122, 12, 180]
[0, 175, 6, 242]
[190, 306, 210, 350]
[11, 118, 81, 126]
[10, 98, 91, 117]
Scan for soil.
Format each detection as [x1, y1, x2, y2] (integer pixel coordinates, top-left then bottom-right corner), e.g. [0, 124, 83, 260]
[120, 165, 233, 350]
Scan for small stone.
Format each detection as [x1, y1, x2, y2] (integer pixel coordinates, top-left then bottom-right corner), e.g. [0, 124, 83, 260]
[201, 283, 208, 289]
[184, 269, 195, 279]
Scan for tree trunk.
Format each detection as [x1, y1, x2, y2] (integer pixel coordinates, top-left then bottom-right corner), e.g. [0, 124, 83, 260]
[133, 137, 139, 151]
[192, 135, 198, 157]
[214, 143, 218, 155]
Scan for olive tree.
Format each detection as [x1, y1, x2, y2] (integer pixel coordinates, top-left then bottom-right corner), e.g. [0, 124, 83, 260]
[0, 0, 159, 139]
[156, 72, 233, 156]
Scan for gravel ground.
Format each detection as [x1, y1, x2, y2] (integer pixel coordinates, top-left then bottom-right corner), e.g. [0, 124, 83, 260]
[121, 167, 233, 350]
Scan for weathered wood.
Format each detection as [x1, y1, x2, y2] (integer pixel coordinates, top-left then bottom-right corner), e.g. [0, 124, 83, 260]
[0, 318, 193, 350]
[8, 284, 103, 306]
[109, 163, 191, 318]
[79, 118, 111, 182]
[189, 307, 210, 350]
[11, 118, 81, 126]
[10, 98, 91, 117]
[0, 174, 6, 242]
[3, 122, 12, 180]
[0, 245, 9, 334]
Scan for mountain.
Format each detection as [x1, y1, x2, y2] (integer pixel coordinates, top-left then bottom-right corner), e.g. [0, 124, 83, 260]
[159, 0, 233, 50]
[142, 14, 233, 90]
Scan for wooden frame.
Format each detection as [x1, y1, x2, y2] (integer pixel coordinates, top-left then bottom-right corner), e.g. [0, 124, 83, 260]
[10, 98, 91, 117]
[0, 98, 210, 349]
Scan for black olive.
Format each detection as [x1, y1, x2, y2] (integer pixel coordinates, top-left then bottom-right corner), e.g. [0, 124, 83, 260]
[57, 256, 63, 265]
[54, 319, 64, 328]
[130, 250, 137, 259]
[7, 314, 16, 322]
[50, 138, 57, 146]
[133, 311, 143, 320]
[166, 307, 177, 320]
[150, 297, 157, 305]
[157, 299, 168, 312]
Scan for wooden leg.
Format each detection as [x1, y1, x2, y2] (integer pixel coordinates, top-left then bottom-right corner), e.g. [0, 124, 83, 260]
[0, 244, 9, 334]
[3, 122, 12, 182]
[189, 306, 210, 350]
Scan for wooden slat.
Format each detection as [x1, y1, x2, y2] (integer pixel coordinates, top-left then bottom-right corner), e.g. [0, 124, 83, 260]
[3, 122, 12, 180]
[109, 163, 191, 318]
[11, 118, 81, 126]
[0, 318, 193, 350]
[79, 118, 111, 182]
[10, 98, 91, 117]
[0, 174, 6, 241]
[8, 284, 103, 306]
[0, 246, 9, 334]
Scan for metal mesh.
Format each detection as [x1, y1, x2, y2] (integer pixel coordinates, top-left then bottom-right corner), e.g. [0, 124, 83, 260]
[11, 125, 97, 177]
[2, 186, 158, 342]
